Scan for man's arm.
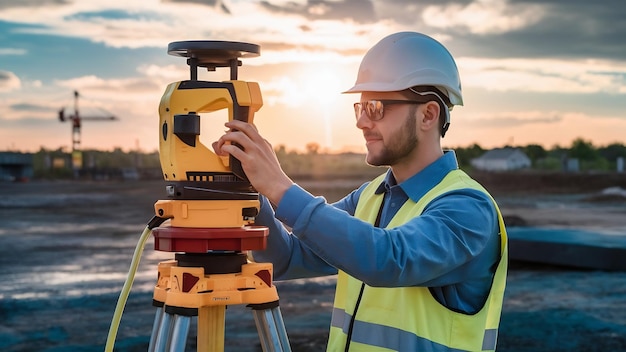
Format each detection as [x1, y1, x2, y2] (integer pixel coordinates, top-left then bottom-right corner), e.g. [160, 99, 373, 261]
[252, 182, 368, 280]
[275, 185, 499, 288]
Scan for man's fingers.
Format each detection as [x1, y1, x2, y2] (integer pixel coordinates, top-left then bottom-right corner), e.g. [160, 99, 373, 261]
[221, 143, 247, 161]
[218, 128, 259, 159]
[212, 140, 231, 156]
[216, 122, 272, 173]
[225, 120, 262, 142]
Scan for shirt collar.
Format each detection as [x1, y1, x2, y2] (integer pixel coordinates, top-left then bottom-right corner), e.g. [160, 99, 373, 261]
[374, 150, 459, 202]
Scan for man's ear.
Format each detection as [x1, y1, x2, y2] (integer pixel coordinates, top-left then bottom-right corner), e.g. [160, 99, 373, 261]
[420, 101, 440, 132]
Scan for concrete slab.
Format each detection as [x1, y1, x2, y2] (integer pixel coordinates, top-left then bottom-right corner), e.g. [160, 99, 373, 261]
[507, 227, 626, 271]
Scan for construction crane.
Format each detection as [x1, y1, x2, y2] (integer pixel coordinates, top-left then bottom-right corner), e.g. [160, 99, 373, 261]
[58, 90, 117, 152]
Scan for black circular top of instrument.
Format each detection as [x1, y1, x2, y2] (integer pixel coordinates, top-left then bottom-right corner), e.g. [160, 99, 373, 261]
[168, 40, 260, 68]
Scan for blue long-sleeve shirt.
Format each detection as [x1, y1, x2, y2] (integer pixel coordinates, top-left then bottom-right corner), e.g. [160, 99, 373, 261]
[253, 151, 500, 314]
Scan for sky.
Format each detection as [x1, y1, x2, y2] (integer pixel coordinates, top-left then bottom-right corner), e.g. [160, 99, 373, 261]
[1, 0, 626, 154]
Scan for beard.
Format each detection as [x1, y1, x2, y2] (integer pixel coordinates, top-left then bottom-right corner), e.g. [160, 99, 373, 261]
[365, 110, 418, 167]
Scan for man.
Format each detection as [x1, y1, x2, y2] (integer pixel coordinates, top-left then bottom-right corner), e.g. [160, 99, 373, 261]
[214, 32, 508, 351]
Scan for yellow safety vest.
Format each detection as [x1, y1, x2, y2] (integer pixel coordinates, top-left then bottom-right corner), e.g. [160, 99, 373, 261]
[327, 169, 508, 351]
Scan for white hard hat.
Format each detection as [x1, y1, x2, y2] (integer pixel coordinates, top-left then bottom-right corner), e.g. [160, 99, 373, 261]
[343, 32, 463, 107]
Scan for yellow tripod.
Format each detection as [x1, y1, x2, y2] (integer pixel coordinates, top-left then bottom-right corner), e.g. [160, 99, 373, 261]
[148, 249, 290, 351]
[147, 195, 292, 352]
[105, 39, 291, 351]
[149, 40, 290, 351]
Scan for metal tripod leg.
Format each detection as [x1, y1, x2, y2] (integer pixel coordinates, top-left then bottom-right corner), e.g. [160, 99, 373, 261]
[169, 315, 192, 351]
[151, 310, 174, 352]
[148, 306, 165, 351]
[150, 310, 192, 352]
[148, 304, 292, 352]
[252, 304, 292, 352]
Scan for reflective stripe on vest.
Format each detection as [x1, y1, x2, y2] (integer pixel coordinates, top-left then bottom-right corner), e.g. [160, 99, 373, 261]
[331, 307, 498, 351]
[327, 169, 508, 352]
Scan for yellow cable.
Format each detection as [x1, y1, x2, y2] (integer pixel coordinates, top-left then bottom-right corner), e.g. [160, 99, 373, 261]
[104, 225, 152, 352]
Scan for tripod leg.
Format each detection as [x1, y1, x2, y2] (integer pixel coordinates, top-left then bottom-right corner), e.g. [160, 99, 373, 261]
[197, 306, 226, 352]
[252, 306, 292, 352]
[148, 306, 165, 352]
[168, 315, 192, 352]
[270, 306, 291, 350]
[153, 311, 174, 352]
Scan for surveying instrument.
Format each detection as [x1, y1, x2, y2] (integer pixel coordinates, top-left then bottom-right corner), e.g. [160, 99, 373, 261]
[105, 41, 291, 352]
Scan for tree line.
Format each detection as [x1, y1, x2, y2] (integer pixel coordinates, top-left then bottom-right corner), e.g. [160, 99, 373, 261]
[452, 138, 626, 171]
[30, 137, 626, 179]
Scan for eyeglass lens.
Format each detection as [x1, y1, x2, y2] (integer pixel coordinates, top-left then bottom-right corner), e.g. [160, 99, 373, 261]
[354, 101, 384, 121]
[355, 100, 429, 121]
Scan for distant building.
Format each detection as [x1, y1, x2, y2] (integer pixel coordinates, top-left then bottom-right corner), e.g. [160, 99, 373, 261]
[471, 148, 531, 172]
[565, 158, 580, 172]
[0, 152, 34, 181]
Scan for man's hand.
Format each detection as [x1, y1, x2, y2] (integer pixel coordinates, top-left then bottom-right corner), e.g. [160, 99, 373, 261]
[212, 120, 293, 206]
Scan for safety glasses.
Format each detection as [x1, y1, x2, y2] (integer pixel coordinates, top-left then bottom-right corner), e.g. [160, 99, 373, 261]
[354, 100, 425, 121]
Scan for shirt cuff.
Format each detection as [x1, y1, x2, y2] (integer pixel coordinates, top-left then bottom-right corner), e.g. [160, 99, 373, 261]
[274, 184, 314, 227]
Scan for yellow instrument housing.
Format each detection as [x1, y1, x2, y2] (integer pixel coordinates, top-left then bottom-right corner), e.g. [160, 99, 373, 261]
[155, 199, 259, 228]
[158, 79, 263, 181]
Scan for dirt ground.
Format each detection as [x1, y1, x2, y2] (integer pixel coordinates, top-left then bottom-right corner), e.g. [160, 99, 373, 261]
[1, 177, 625, 351]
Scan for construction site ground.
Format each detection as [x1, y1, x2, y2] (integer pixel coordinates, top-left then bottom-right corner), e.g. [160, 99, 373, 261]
[1, 173, 625, 351]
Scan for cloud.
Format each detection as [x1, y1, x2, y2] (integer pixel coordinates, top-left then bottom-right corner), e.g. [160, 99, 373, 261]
[0, 70, 21, 92]
[1, 0, 625, 66]
[137, 64, 188, 81]
[260, 0, 376, 23]
[54, 75, 162, 98]
[9, 103, 54, 112]
[65, 9, 167, 22]
[459, 57, 626, 94]
[0, 116, 58, 126]
[0, 48, 27, 55]
[0, 1, 372, 52]
[423, 0, 545, 34]
[0, 96, 62, 124]
[444, 0, 626, 61]
[0, 0, 68, 10]
[469, 112, 563, 127]
[161, 0, 231, 14]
